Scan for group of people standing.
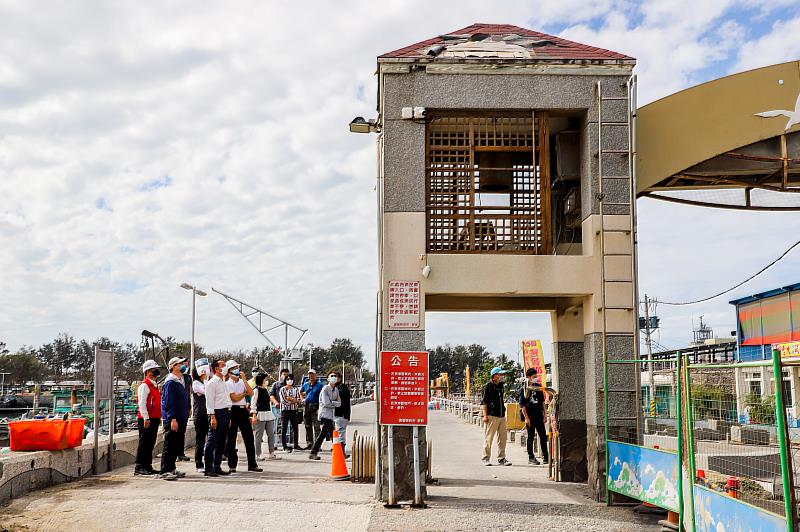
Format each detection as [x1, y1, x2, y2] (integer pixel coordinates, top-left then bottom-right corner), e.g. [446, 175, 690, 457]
[134, 356, 352, 480]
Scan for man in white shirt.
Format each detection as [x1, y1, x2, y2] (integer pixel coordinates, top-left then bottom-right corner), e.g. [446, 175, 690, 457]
[224, 360, 261, 473]
[203, 358, 233, 477]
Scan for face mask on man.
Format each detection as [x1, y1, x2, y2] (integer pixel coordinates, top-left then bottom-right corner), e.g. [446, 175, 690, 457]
[180, 364, 188, 374]
[286, 379, 294, 386]
[329, 376, 338, 384]
[232, 369, 240, 377]
[151, 369, 161, 378]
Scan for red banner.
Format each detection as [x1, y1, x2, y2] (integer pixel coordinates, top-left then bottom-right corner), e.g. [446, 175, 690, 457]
[380, 351, 428, 426]
[522, 339, 546, 383]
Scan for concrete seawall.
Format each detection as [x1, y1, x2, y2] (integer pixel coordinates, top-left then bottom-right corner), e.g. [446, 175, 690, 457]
[0, 423, 196, 504]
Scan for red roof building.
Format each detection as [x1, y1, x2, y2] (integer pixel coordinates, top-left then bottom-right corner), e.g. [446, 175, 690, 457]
[379, 23, 634, 63]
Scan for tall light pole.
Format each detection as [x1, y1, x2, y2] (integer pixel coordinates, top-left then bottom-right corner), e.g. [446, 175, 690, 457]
[180, 283, 207, 372]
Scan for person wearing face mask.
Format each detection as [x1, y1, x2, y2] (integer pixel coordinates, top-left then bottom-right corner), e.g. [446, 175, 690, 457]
[308, 372, 341, 461]
[159, 357, 191, 480]
[134, 360, 162, 476]
[481, 366, 511, 467]
[251, 373, 280, 461]
[333, 372, 351, 458]
[270, 368, 290, 448]
[278, 374, 303, 452]
[518, 368, 548, 466]
[176, 359, 194, 463]
[224, 360, 262, 473]
[192, 359, 210, 473]
[203, 358, 232, 477]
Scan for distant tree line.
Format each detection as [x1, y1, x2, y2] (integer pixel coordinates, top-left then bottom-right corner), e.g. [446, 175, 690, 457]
[427, 343, 522, 397]
[0, 336, 372, 386]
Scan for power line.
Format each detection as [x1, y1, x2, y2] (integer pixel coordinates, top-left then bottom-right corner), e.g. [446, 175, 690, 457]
[658, 239, 800, 306]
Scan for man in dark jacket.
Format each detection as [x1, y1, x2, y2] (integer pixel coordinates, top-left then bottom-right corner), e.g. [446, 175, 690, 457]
[333, 372, 351, 456]
[160, 356, 190, 480]
[518, 368, 548, 465]
[481, 366, 511, 466]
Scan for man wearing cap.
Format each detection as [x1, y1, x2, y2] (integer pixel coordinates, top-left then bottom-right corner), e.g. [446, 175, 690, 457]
[134, 360, 161, 476]
[224, 360, 262, 473]
[519, 368, 549, 465]
[300, 369, 323, 449]
[204, 358, 232, 477]
[159, 357, 190, 479]
[481, 366, 512, 466]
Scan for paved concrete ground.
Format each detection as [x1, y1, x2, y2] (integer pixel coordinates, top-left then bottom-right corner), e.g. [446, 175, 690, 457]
[0, 404, 660, 531]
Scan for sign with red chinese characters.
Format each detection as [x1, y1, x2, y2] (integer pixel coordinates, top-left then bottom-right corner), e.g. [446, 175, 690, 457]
[380, 351, 428, 426]
[387, 280, 420, 329]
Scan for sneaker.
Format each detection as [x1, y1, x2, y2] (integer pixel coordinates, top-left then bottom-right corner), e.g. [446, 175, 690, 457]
[134, 467, 154, 476]
[157, 472, 177, 481]
[171, 470, 186, 478]
[268, 454, 282, 461]
[196, 467, 205, 473]
[177, 455, 191, 462]
[216, 469, 231, 476]
[528, 457, 540, 465]
[229, 468, 237, 474]
[204, 471, 219, 477]
[308, 453, 320, 461]
[498, 459, 512, 466]
[248, 466, 263, 472]
[286, 448, 293, 454]
[482, 458, 492, 466]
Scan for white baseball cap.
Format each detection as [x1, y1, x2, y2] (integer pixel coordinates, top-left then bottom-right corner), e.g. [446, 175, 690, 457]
[167, 356, 187, 369]
[142, 360, 159, 373]
[225, 360, 239, 371]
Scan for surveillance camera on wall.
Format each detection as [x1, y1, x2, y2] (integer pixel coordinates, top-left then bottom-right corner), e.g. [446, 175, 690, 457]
[422, 265, 431, 278]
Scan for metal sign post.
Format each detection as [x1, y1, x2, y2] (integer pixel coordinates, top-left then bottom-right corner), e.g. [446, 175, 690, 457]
[93, 348, 114, 475]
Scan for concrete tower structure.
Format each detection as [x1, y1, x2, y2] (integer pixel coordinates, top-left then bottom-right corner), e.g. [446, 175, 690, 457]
[374, 23, 638, 501]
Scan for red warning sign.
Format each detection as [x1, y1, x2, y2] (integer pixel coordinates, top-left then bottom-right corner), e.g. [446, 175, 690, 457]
[379, 351, 428, 426]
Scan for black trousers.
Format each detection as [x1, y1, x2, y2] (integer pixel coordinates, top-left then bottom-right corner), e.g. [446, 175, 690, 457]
[281, 410, 300, 450]
[160, 419, 187, 473]
[311, 417, 335, 455]
[227, 405, 257, 469]
[204, 408, 230, 472]
[526, 412, 548, 460]
[194, 411, 209, 468]
[135, 418, 159, 471]
[303, 403, 320, 445]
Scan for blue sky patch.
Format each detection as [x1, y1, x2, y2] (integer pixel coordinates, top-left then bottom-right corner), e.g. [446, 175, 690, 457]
[140, 175, 173, 191]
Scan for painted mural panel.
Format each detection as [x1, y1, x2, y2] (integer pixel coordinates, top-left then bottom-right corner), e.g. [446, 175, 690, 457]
[693, 484, 785, 532]
[607, 441, 679, 511]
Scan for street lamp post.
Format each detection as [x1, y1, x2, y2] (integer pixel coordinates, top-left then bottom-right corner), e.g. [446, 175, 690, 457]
[180, 283, 207, 372]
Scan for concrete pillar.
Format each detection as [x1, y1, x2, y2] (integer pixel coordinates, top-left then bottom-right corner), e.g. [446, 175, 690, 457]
[584, 332, 637, 501]
[379, 330, 428, 503]
[551, 306, 587, 482]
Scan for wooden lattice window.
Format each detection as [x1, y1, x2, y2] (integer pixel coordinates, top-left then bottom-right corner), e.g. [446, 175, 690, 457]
[426, 112, 551, 254]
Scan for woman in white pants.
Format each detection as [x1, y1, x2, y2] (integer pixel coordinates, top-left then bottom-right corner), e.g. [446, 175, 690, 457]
[251, 374, 280, 460]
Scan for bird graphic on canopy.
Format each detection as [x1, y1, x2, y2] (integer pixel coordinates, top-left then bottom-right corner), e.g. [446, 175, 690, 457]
[755, 91, 800, 131]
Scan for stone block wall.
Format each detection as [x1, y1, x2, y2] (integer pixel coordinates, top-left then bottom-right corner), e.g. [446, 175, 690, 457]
[0, 423, 196, 505]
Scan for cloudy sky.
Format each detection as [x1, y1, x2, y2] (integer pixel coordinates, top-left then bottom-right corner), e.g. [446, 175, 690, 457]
[1, 1, 799, 368]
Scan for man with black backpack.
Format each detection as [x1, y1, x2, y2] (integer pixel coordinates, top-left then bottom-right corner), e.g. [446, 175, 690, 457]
[518, 368, 548, 465]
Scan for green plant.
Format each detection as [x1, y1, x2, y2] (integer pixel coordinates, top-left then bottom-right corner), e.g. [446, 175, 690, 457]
[744, 393, 775, 425]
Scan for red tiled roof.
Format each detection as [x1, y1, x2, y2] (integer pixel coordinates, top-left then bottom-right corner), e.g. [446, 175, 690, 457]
[379, 23, 634, 61]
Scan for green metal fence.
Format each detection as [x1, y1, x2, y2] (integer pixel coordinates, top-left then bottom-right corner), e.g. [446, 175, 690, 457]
[605, 357, 683, 526]
[683, 353, 796, 531]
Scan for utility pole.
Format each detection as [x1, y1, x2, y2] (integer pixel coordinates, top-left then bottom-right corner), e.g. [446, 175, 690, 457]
[643, 294, 655, 416]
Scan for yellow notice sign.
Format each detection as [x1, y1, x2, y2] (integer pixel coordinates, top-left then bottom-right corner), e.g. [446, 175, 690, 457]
[775, 341, 800, 364]
[522, 339, 546, 383]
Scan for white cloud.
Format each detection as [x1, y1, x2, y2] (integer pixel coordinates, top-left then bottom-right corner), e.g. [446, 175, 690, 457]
[0, 1, 798, 368]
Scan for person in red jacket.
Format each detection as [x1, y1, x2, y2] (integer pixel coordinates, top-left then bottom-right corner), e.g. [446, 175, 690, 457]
[135, 360, 162, 476]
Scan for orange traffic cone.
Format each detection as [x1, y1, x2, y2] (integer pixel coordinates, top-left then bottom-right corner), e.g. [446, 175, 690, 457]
[331, 430, 350, 481]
